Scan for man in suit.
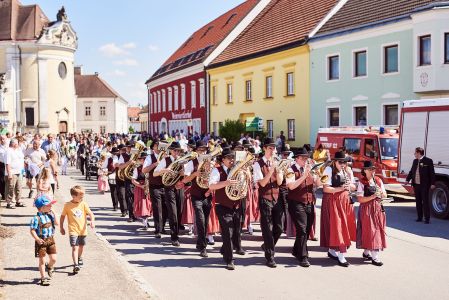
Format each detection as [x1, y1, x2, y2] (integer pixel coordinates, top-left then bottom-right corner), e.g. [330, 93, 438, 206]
[406, 147, 435, 224]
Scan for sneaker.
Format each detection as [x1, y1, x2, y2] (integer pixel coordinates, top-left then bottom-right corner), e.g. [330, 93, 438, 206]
[78, 257, 84, 267]
[6, 204, 14, 209]
[73, 264, 80, 274]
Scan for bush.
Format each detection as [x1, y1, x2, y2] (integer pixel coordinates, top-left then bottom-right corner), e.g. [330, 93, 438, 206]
[128, 126, 135, 133]
[219, 119, 246, 142]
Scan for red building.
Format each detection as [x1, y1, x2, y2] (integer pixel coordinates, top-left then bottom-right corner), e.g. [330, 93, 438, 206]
[145, 0, 261, 136]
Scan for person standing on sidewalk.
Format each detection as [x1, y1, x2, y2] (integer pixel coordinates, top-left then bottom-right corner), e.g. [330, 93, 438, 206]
[406, 147, 435, 224]
[60, 186, 95, 274]
[5, 138, 25, 209]
[0, 134, 7, 201]
[24, 140, 46, 199]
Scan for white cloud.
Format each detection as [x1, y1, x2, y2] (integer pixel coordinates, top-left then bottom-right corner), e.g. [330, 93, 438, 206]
[98, 43, 129, 57]
[122, 42, 137, 49]
[148, 44, 159, 52]
[108, 69, 126, 77]
[113, 58, 138, 66]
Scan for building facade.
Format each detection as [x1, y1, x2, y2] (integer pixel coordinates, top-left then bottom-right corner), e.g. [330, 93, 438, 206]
[75, 68, 128, 133]
[128, 106, 141, 133]
[0, 1, 78, 134]
[309, 0, 449, 143]
[138, 105, 148, 133]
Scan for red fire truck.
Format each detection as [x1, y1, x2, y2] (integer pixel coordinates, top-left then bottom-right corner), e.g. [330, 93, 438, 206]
[315, 126, 403, 195]
[398, 99, 449, 219]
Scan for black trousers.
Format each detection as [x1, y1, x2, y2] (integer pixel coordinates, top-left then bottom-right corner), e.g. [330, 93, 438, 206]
[109, 183, 118, 209]
[414, 184, 431, 221]
[216, 204, 242, 264]
[164, 187, 183, 241]
[192, 195, 212, 250]
[79, 156, 86, 175]
[0, 162, 6, 200]
[125, 180, 134, 218]
[288, 200, 314, 259]
[279, 187, 289, 232]
[259, 197, 284, 261]
[150, 186, 165, 234]
[117, 182, 128, 214]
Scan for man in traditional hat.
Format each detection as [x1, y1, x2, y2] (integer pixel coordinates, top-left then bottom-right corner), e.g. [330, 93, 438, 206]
[253, 138, 284, 268]
[107, 147, 120, 211]
[116, 144, 129, 218]
[154, 141, 185, 246]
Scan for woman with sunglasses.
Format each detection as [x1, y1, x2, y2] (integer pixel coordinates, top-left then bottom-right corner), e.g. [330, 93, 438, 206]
[320, 151, 357, 267]
[356, 161, 387, 266]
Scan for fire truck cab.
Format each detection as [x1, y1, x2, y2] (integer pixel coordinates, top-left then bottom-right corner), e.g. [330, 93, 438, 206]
[316, 126, 402, 194]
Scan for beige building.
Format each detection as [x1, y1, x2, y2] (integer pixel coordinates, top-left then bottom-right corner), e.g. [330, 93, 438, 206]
[138, 105, 149, 133]
[0, 1, 78, 134]
[75, 67, 128, 134]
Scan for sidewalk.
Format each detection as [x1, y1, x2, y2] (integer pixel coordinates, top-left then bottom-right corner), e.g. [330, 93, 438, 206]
[0, 168, 152, 300]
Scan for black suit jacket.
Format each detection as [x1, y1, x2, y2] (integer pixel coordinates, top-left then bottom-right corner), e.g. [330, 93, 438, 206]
[406, 156, 435, 188]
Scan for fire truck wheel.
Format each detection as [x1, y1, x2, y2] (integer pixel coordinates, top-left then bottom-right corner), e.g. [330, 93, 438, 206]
[430, 181, 449, 219]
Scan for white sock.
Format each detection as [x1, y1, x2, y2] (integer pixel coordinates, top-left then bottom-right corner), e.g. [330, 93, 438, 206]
[363, 249, 371, 256]
[248, 224, 253, 233]
[207, 235, 214, 242]
[338, 252, 347, 263]
[329, 249, 339, 257]
[371, 250, 380, 261]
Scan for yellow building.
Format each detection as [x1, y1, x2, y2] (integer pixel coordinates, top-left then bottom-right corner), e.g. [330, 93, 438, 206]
[207, 0, 340, 146]
[0, 1, 78, 134]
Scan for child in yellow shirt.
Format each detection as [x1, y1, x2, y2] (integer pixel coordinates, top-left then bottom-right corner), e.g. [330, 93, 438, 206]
[60, 185, 95, 274]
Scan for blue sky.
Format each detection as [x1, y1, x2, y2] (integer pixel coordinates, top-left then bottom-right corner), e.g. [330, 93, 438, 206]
[23, 0, 245, 106]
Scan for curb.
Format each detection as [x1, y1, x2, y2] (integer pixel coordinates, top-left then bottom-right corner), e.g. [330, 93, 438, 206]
[94, 231, 160, 299]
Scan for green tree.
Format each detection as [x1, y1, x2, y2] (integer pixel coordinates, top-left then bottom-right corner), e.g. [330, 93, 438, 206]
[128, 126, 135, 133]
[219, 119, 246, 142]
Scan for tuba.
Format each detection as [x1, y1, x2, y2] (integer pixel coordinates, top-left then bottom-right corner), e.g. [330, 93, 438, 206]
[225, 152, 255, 201]
[118, 141, 146, 181]
[162, 151, 198, 187]
[196, 145, 222, 189]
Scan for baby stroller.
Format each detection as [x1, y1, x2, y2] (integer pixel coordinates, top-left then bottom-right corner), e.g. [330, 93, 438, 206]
[85, 153, 99, 181]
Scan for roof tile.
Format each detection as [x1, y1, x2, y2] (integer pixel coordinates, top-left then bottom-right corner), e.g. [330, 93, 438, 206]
[75, 74, 123, 99]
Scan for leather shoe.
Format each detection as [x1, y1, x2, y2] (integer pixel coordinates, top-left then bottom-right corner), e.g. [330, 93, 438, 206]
[415, 218, 422, 222]
[362, 253, 372, 260]
[299, 258, 310, 268]
[235, 249, 246, 255]
[372, 260, 384, 267]
[338, 260, 350, 267]
[266, 260, 277, 268]
[172, 240, 180, 247]
[226, 262, 235, 270]
[424, 220, 430, 224]
[327, 251, 338, 260]
[155, 233, 162, 239]
[199, 249, 208, 258]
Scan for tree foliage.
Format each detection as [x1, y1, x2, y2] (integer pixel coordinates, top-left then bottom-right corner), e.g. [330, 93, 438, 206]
[219, 119, 246, 142]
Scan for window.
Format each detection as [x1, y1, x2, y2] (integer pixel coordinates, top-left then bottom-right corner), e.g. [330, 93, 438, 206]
[58, 62, 67, 79]
[168, 87, 172, 111]
[384, 104, 398, 125]
[212, 86, 217, 105]
[181, 84, 186, 109]
[100, 106, 106, 116]
[267, 120, 273, 138]
[286, 72, 294, 95]
[287, 119, 295, 140]
[354, 106, 367, 126]
[162, 90, 166, 112]
[25, 107, 34, 126]
[219, 122, 223, 130]
[445, 33, 449, 64]
[152, 93, 157, 114]
[245, 80, 252, 101]
[227, 83, 233, 103]
[384, 45, 398, 73]
[265, 76, 273, 98]
[354, 50, 367, 77]
[364, 138, 376, 158]
[199, 79, 205, 107]
[100, 126, 106, 134]
[191, 81, 196, 108]
[343, 138, 361, 155]
[149, 94, 152, 113]
[157, 91, 161, 113]
[85, 106, 91, 116]
[328, 55, 339, 80]
[419, 35, 431, 66]
[328, 107, 339, 127]
[173, 86, 179, 110]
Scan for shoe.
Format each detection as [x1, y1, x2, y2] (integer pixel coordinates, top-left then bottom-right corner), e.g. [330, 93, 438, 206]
[40, 277, 51, 286]
[78, 257, 84, 267]
[200, 249, 208, 258]
[235, 249, 246, 255]
[113, 207, 118, 211]
[28, 190, 34, 198]
[299, 258, 311, 268]
[15, 202, 25, 207]
[338, 259, 350, 267]
[226, 262, 235, 270]
[362, 253, 373, 260]
[372, 260, 384, 266]
[161, 229, 167, 235]
[45, 263, 55, 278]
[127, 218, 134, 223]
[121, 213, 126, 217]
[179, 225, 186, 230]
[310, 237, 318, 241]
[291, 251, 298, 259]
[172, 240, 180, 247]
[327, 251, 338, 260]
[6, 204, 14, 209]
[220, 248, 224, 255]
[155, 233, 162, 239]
[266, 260, 277, 268]
[416, 218, 422, 222]
[424, 220, 430, 224]
[73, 264, 80, 274]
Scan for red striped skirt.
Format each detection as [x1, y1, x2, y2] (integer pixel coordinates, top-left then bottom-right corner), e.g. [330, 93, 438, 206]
[181, 186, 195, 225]
[208, 193, 220, 234]
[356, 199, 387, 250]
[133, 186, 152, 218]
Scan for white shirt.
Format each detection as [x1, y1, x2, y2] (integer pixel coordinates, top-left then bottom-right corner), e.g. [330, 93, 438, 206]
[323, 166, 355, 186]
[0, 144, 7, 164]
[112, 155, 119, 167]
[209, 165, 230, 185]
[132, 167, 139, 180]
[253, 156, 270, 182]
[6, 147, 24, 175]
[24, 148, 46, 165]
[184, 160, 195, 177]
[143, 154, 155, 169]
[118, 154, 125, 164]
[154, 155, 176, 173]
[356, 179, 386, 196]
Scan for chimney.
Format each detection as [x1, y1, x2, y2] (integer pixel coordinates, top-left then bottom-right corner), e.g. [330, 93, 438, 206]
[94, 72, 99, 76]
[74, 66, 82, 75]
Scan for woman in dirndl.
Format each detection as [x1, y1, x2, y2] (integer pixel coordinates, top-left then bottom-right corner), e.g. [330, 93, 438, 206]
[320, 151, 357, 267]
[132, 152, 152, 229]
[356, 160, 387, 266]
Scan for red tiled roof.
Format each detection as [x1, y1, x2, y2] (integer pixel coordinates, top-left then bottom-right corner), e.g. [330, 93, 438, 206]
[75, 74, 123, 99]
[211, 0, 339, 66]
[317, 0, 442, 36]
[0, 0, 49, 41]
[127, 107, 141, 118]
[146, 0, 259, 83]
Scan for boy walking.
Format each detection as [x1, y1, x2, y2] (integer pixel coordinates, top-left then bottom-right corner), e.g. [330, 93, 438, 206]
[30, 195, 57, 286]
[60, 185, 95, 274]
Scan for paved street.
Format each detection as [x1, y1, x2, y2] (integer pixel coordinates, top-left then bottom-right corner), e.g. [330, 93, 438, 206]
[2, 167, 449, 300]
